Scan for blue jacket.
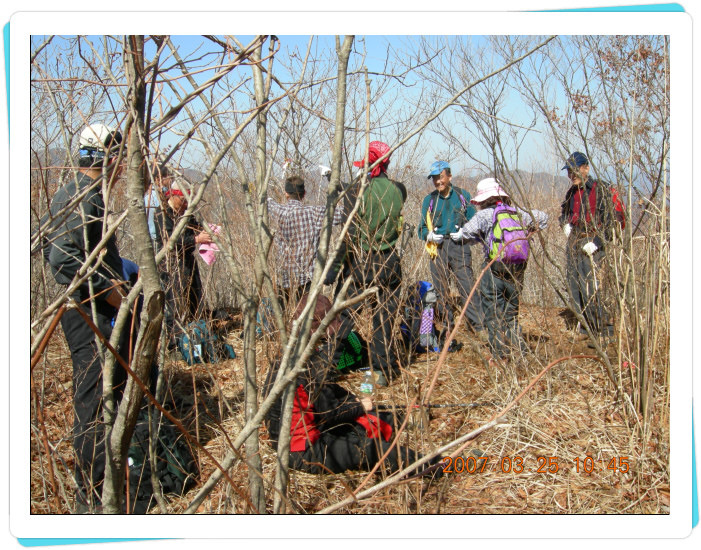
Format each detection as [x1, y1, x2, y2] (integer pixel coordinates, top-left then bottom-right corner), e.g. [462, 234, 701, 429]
[417, 187, 476, 240]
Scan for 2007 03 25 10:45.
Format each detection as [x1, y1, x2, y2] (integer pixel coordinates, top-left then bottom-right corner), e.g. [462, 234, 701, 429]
[440, 455, 631, 474]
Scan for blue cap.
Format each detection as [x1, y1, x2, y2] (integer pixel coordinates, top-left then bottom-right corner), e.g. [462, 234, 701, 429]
[562, 151, 589, 171]
[427, 160, 451, 179]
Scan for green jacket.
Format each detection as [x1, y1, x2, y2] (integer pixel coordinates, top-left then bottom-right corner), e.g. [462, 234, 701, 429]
[356, 174, 406, 251]
[417, 186, 476, 240]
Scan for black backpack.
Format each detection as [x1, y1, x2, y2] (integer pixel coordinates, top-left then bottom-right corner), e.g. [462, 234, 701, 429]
[127, 409, 199, 514]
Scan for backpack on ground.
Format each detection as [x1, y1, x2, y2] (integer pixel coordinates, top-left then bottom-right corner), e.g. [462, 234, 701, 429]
[400, 281, 460, 353]
[127, 408, 199, 514]
[177, 319, 236, 365]
[487, 204, 530, 264]
[256, 297, 274, 336]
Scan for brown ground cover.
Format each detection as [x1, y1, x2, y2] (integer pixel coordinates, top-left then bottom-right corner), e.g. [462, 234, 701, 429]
[30, 300, 669, 515]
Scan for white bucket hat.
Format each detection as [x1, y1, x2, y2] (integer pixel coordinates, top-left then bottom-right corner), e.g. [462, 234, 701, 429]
[471, 177, 509, 204]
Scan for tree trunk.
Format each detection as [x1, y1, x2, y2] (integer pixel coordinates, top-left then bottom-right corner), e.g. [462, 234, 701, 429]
[102, 34, 164, 513]
[271, 35, 355, 514]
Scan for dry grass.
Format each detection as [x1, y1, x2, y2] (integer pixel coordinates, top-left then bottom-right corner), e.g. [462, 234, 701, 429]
[30, 298, 670, 515]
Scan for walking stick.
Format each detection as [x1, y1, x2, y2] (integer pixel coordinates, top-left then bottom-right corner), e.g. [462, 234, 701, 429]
[376, 402, 495, 411]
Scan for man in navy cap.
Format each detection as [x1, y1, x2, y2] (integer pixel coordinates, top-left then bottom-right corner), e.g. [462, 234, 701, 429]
[559, 151, 625, 344]
[418, 160, 485, 337]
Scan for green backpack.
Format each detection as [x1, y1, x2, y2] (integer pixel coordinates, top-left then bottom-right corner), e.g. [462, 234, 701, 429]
[127, 409, 199, 514]
[336, 331, 368, 372]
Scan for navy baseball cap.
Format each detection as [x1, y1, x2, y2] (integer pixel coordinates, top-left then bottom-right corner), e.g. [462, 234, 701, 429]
[562, 151, 589, 171]
[427, 160, 451, 178]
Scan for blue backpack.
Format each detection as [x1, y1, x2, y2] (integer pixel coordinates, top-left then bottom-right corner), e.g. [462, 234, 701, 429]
[400, 281, 460, 353]
[177, 320, 236, 365]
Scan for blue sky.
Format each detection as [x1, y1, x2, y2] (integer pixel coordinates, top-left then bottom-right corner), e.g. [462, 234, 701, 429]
[29, 33, 667, 189]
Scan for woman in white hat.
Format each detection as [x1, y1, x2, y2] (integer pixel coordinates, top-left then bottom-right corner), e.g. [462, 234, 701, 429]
[455, 178, 548, 363]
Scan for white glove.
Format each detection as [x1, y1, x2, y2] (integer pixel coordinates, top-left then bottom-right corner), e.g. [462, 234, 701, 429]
[427, 231, 444, 244]
[450, 225, 465, 242]
[319, 165, 332, 180]
[563, 223, 572, 238]
[582, 242, 598, 255]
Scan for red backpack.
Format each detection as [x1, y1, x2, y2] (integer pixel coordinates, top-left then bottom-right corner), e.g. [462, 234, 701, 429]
[572, 181, 625, 230]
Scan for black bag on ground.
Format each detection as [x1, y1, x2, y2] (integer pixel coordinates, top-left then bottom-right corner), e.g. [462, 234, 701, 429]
[127, 408, 199, 514]
[177, 319, 236, 365]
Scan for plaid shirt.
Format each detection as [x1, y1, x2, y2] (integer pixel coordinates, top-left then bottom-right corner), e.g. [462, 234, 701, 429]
[268, 197, 345, 288]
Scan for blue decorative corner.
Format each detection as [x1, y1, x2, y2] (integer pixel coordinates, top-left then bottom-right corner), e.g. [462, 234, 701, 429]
[4, 22, 8, 130]
[693, 407, 698, 528]
[18, 540, 158, 547]
[540, 3, 685, 12]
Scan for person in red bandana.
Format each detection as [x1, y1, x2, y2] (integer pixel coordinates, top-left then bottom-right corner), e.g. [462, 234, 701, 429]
[330, 141, 407, 387]
[559, 151, 625, 343]
[264, 295, 440, 477]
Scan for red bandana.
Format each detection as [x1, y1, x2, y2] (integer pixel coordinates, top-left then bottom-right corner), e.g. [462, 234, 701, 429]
[353, 141, 391, 178]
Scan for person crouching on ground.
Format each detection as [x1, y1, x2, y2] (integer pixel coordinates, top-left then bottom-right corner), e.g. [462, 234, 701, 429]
[264, 294, 440, 478]
[456, 178, 548, 363]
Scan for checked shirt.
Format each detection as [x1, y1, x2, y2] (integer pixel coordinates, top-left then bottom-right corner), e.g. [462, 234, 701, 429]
[268, 197, 345, 289]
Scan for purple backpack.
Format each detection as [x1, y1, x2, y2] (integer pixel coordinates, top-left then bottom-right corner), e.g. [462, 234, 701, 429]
[487, 204, 530, 264]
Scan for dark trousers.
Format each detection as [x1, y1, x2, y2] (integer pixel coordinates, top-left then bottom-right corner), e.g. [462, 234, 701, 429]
[61, 298, 131, 508]
[160, 265, 204, 336]
[429, 240, 484, 331]
[332, 247, 402, 379]
[290, 422, 433, 476]
[566, 243, 612, 336]
[480, 263, 528, 359]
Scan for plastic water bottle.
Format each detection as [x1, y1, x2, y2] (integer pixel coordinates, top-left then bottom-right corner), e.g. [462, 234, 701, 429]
[359, 370, 375, 395]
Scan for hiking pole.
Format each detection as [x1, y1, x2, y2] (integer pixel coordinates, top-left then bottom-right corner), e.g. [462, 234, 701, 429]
[377, 402, 495, 411]
[399, 221, 415, 257]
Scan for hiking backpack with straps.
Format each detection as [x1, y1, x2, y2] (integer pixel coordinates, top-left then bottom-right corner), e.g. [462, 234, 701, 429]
[400, 281, 462, 353]
[177, 319, 236, 365]
[487, 204, 530, 264]
[427, 188, 470, 220]
[570, 180, 626, 230]
[127, 408, 199, 514]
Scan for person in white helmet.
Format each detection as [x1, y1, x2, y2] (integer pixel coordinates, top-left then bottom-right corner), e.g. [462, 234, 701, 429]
[43, 123, 133, 512]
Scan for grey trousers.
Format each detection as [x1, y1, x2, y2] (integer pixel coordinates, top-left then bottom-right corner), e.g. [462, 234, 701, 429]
[429, 239, 485, 331]
[566, 242, 612, 336]
[480, 263, 528, 359]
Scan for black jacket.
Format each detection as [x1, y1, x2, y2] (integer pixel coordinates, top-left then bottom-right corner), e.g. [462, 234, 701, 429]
[559, 177, 623, 247]
[154, 205, 204, 314]
[44, 172, 123, 299]
[264, 349, 365, 450]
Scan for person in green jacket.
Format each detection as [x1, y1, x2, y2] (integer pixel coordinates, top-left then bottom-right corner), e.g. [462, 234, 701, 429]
[331, 141, 406, 386]
[418, 161, 485, 335]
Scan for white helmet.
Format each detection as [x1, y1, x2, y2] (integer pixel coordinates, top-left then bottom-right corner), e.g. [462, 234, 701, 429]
[79, 124, 123, 153]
